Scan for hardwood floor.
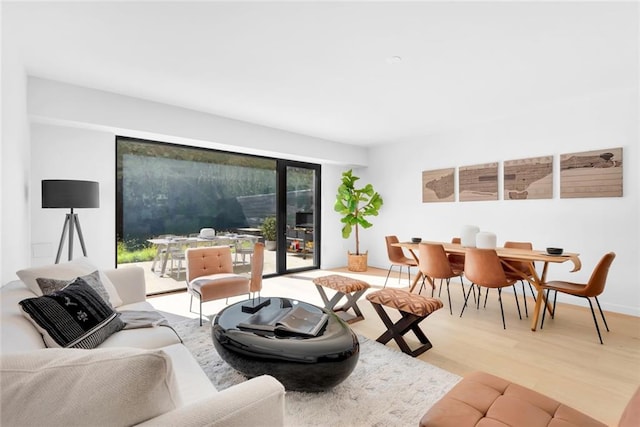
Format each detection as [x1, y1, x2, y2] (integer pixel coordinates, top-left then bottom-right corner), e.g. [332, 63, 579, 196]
[149, 266, 640, 426]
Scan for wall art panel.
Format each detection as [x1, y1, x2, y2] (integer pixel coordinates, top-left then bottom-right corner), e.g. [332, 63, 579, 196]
[504, 156, 553, 200]
[422, 168, 455, 202]
[560, 147, 623, 198]
[459, 162, 498, 202]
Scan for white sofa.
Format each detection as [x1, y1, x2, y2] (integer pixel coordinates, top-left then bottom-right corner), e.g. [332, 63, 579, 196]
[0, 262, 285, 426]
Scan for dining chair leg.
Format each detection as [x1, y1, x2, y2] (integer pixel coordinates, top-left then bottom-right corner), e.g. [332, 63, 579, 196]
[512, 285, 522, 320]
[586, 297, 604, 344]
[594, 297, 610, 332]
[384, 265, 394, 288]
[199, 299, 203, 327]
[437, 279, 443, 298]
[407, 266, 412, 287]
[497, 288, 506, 329]
[445, 278, 452, 315]
[521, 281, 529, 318]
[551, 290, 558, 319]
[459, 283, 475, 318]
[540, 289, 549, 329]
[483, 288, 489, 308]
[529, 283, 537, 302]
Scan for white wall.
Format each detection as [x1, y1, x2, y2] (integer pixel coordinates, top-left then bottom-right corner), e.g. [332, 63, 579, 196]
[1, 15, 31, 285]
[363, 88, 639, 315]
[30, 124, 115, 270]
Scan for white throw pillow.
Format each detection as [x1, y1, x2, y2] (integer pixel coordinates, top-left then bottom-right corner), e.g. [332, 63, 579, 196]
[16, 257, 123, 307]
[0, 347, 182, 427]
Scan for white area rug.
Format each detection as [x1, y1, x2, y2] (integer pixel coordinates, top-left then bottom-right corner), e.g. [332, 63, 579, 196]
[172, 319, 461, 427]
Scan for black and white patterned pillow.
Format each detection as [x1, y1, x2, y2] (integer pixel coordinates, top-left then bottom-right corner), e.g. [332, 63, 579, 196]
[19, 277, 124, 349]
[35, 270, 112, 307]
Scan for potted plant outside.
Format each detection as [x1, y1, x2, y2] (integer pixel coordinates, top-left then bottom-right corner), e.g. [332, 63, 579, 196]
[334, 169, 384, 271]
[261, 217, 277, 251]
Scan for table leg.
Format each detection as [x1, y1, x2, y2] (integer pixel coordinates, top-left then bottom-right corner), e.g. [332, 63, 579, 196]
[407, 248, 422, 293]
[529, 261, 554, 331]
[151, 246, 162, 273]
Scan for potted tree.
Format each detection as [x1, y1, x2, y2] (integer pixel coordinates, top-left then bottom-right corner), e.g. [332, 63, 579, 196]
[334, 169, 384, 271]
[261, 217, 277, 251]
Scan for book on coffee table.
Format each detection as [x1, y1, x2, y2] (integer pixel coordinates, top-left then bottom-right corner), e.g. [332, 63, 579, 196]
[238, 305, 329, 337]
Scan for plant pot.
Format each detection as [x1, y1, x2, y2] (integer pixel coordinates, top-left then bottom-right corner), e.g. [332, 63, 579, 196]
[347, 251, 368, 272]
[265, 240, 277, 251]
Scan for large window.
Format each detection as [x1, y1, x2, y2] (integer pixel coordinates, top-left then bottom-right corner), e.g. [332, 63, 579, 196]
[116, 137, 320, 294]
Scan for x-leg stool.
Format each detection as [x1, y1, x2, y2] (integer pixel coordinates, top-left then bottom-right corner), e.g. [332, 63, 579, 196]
[312, 274, 370, 323]
[367, 288, 443, 357]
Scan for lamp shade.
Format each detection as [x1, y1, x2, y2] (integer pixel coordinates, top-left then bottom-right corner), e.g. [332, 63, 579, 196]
[42, 180, 100, 208]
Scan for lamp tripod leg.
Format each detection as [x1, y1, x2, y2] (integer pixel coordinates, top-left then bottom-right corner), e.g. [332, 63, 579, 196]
[74, 214, 88, 257]
[55, 215, 71, 264]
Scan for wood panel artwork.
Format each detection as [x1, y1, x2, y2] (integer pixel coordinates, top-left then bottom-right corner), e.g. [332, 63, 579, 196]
[422, 168, 455, 203]
[560, 147, 623, 198]
[459, 162, 498, 201]
[504, 156, 553, 200]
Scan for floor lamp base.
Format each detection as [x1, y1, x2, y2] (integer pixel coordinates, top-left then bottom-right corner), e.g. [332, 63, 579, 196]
[55, 211, 88, 264]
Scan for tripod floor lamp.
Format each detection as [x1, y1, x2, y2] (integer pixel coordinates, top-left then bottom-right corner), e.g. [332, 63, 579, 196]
[42, 180, 100, 264]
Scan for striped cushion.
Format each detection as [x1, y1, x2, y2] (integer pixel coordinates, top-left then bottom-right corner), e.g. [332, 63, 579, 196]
[367, 288, 443, 317]
[35, 270, 113, 308]
[19, 277, 124, 349]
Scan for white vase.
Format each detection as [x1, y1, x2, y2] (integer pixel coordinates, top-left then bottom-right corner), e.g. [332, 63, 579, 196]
[460, 225, 480, 247]
[476, 231, 497, 249]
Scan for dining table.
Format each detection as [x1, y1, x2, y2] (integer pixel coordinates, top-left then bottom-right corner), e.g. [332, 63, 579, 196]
[147, 234, 260, 276]
[393, 241, 581, 331]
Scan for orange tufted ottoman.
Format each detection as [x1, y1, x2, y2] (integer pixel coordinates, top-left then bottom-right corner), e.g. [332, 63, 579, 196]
[420, 371, 607, 427]
[367, 288, 443, 357]
[312, 274, 370, 323]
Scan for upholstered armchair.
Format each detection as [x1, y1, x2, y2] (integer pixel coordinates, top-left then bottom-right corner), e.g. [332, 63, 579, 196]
[186, 244, 264, 325]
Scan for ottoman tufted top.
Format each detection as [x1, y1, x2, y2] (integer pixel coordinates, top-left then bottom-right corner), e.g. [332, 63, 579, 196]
[312, 275, 370, 294]
[367, 288, 443, 317]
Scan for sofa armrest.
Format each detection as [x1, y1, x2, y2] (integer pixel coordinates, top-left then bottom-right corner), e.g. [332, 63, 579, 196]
[135, 375, 285, 427]
[103, 266, 147, 305]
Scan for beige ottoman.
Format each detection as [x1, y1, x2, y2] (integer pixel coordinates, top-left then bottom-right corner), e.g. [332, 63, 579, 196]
[312, 274, 370, 323]
[367, 288, 443, 357]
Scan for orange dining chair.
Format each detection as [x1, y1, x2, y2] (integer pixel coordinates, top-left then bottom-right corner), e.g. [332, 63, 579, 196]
[417, 243, 466, 315]
[540, 252, 615, 344]
[384, 235, 418, 288]
[448, 237, 465, 272]
[461, 248, 521, 329]
[503, 241, 537, 317]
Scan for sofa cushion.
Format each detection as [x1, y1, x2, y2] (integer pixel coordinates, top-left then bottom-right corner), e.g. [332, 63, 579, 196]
[19, 277, 125, 349]
[0, 347, 182, 427]
[16, 257, 123, 307]
[0, 281, 47, 353]
[36, 270, 113, 307]
[160, 343, 218, 404]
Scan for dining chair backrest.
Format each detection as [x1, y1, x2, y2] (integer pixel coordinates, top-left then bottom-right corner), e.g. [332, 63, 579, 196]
[385, 235, 406, 264]
[503, 241, 533, 274]
[185, 245, 234, 283]
[464, 248, 509, 288]
[418, 243, 455, 279]
[249, 242, 265, 293]
[584, 252, 616, 297]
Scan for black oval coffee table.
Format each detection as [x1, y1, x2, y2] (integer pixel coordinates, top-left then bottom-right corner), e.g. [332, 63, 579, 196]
[212, 297, 359, 391]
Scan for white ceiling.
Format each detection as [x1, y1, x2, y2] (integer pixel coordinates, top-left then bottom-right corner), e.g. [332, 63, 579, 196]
[4, 1, 638, 146]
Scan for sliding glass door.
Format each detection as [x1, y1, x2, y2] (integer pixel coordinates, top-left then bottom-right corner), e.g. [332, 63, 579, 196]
[116, 137, 320, 294]
[277, 161, 320, 273]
